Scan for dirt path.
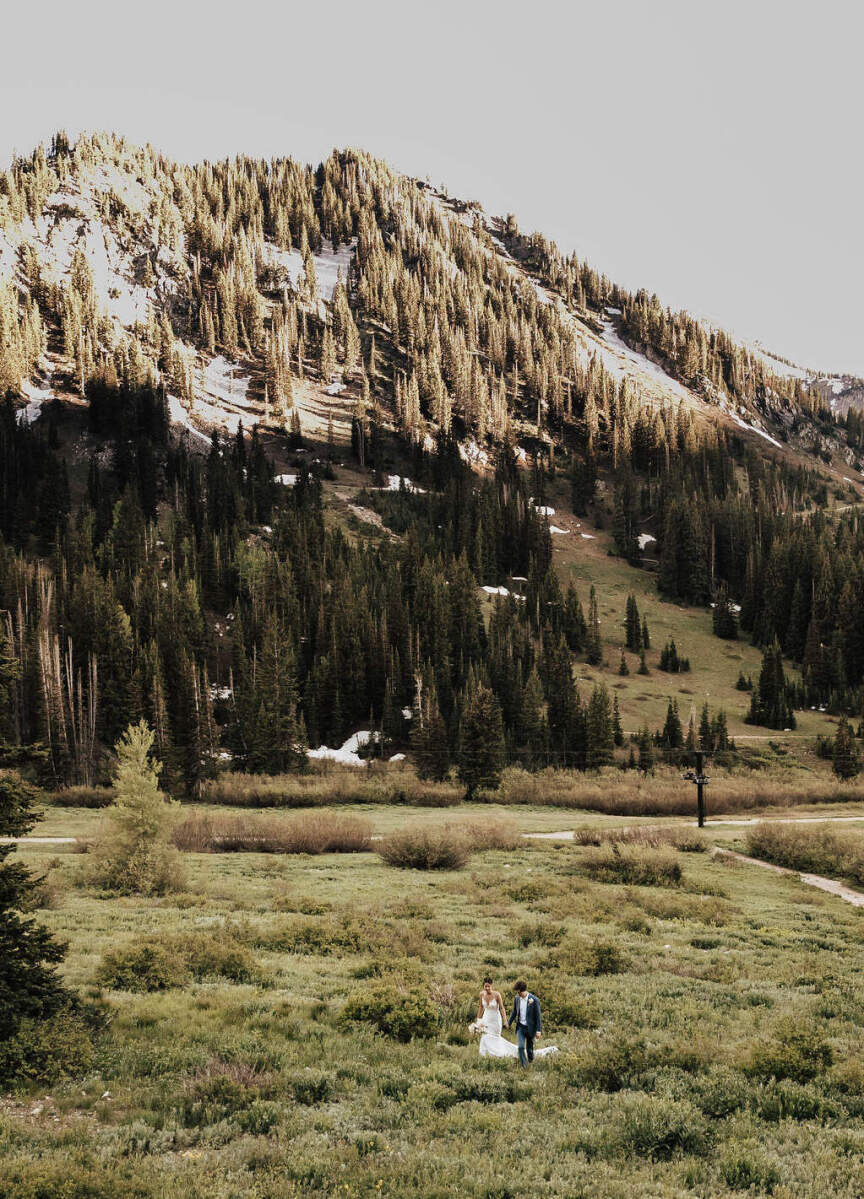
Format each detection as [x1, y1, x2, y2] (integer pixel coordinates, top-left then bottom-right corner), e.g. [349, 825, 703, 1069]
[716, 850, 864, 908]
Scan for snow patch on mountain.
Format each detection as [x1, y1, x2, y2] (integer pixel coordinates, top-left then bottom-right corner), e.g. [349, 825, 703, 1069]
[261, 238, 355, 302]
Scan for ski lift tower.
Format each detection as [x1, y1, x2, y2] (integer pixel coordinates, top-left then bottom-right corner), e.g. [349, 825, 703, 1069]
[682, 750, 710, 828]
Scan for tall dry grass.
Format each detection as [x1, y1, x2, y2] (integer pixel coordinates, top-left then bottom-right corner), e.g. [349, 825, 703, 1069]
[497, 767, 864, 816]
[572, 827, 707, 852]
[172, 812, 373, 854]
[200, 766, 462, 809]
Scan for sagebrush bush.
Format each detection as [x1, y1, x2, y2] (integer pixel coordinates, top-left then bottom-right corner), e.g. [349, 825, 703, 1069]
[172, 811, 373, 854]
[612, 1094, 710, 1160]
[744, 1017, 833, 1083]
[97, 941, 191, 991]
[559, 1035, 648, 1092]
[378, 827, 469, 870]
[97, 929, 266, 990]
[554, 936, 626, 977]
[256, 914, 376, 955]
[340, 979, 438, 1042]
[168, 932, 266, 984]
[378, 820, 518, 869]
[721, 1147, 781, 1192]
[582, 844, 682, 887]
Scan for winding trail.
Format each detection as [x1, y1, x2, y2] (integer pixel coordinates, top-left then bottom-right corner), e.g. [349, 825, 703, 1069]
[714, 849, 864, 908]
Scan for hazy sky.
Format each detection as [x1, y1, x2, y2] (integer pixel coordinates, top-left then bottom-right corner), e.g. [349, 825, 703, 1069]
[2, 0, 860, 374]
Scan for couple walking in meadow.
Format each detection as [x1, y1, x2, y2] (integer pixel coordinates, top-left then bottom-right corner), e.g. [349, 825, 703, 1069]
[471, 979, 558, 1065]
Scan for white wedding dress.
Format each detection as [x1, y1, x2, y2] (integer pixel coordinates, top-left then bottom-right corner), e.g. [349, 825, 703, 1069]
[475, 996, 558, 1059]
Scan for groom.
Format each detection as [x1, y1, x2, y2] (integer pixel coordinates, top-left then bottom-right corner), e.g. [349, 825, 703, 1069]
[510, 980, 541, 1067]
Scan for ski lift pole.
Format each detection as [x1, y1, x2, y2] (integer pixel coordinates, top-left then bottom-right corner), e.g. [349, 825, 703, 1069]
[682, 749, 710, 828]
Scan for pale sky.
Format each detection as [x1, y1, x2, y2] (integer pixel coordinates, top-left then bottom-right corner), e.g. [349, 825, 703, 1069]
[2, 0, 860, 375]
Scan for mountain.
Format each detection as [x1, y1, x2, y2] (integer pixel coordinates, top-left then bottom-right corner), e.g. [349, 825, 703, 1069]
[1, 130, 860, 480]
[2, 130, 864, 794]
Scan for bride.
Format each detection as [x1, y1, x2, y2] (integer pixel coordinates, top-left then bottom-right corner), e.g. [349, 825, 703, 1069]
[471, 978, 558, 1059]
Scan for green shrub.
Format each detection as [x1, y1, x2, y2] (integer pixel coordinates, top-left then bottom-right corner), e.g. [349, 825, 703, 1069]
[744, 1017, 833, 1083]
[557, 936, 626, 976]
[97, 930, 266, 990]
[257, 915, 376, 955]
[341, 980, 438, 1042]
[559, 1035, 648, 1092]
[238, 1099, 282, 1134]
[178, 1073, 253, 1127]
[613, 1094, 710, 1160]
[582, 844, 682, 887]
[692, 1067, 752, 1117]
[289, 1070, 333, 1105]
[97, 940, 190, 991]
[541, 988, 599, 1030]
[0, 1009, 93, 1085]
[169, 932, 266, 984]
[747, 822, 864, 886]
[721, 1148, 781, 1192]
[752, 1078, 839, 1122]
[514, 919, 565, 947]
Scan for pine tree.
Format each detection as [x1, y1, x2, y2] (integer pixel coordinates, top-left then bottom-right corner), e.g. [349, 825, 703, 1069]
[411, 675, 450, 781]
[746, 642, 796, 730]
[612, 695, 624, 747]
[618, 650, 629, 676]
[457, 679, 505, 799]
[586, 683, 614, 768]
[661, 699, 683, 750]
[641, 616, 651, 650]
[89, 721, 183, 895]
[698, 703, 714, 753]
[712, 590, 739, 640]
[833, 716, 860, 780]
[245, 615, 306, 773]
[638, 648, 649, 675]
[0, 774, 70, 1054]
[624, 594, 642, 651]
[637, 726, 655, 774]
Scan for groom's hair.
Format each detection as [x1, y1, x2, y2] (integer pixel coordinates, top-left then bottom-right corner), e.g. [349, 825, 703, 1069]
[483, 977, 492, 984]
[514, 980, 527, 993]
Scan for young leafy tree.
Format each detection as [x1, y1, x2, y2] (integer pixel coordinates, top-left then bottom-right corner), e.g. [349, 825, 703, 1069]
[456, 678, 505, 800]
[90, 721, 183, 896]
[0, 774, 69, 1051]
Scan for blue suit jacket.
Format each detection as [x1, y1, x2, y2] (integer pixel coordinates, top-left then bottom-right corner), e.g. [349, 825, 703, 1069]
[510, 993, 541, 1036]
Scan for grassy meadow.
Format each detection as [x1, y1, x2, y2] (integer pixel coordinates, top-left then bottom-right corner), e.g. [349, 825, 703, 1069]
[6, 794, 864, 1198]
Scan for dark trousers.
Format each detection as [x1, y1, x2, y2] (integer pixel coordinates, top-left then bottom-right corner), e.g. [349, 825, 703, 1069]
[516, 1024, 534, 1067]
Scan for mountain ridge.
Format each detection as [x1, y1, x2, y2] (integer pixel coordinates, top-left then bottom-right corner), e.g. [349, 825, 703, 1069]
[1, 130, 860, 487]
